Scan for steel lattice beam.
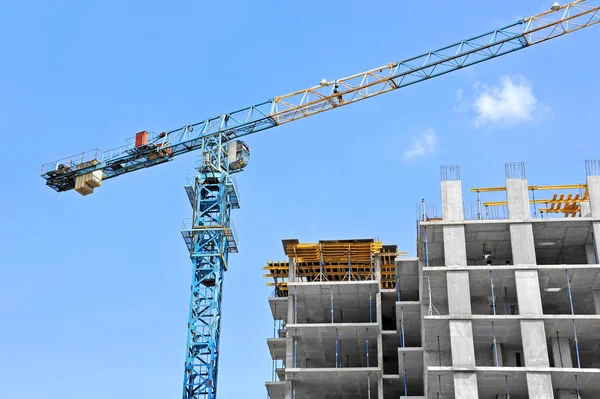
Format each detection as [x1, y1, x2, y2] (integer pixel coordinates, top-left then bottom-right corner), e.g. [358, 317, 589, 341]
[41, 1, 600, 193]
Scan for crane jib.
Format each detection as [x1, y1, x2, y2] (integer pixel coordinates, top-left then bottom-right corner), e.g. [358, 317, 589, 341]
[40, 1, 599, 194]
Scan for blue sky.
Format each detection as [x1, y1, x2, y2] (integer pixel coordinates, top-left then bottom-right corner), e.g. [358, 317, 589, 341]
[1, 1, 599, 398]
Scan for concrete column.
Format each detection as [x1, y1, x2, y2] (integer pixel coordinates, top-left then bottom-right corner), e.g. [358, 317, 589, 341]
[510, 224, 537, 265]
[587, 176, 600, 265]
[506, 178, 531, 220]
[376, 293, 383, 371]
[586, 176, 600, 217]
[289, 258, 296, 282]
[515, 270, 543, 315]
[526, 372, 554, 399]
[285, 288, 296, 399]
[550, 337, 573, 368]
[454, 372, 479, 398]
[441, 178, 478, 396]
[377, 378, 384, 399]
[447, 271, 472, 314]
[441, 180, 464, 221]
[443, 226, 468, 266]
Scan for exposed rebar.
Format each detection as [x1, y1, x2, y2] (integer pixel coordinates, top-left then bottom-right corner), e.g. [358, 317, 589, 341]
[441, 165, 461, 181]
[585, 159, 600, 176]
[505, 162, 526, 179]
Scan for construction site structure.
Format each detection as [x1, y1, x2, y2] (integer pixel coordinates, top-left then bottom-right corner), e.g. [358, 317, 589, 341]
[38, 2, 600, 399]
[264, 161, 600, 398]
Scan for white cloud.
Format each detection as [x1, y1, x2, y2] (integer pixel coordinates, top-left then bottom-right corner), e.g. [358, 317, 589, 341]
[455, 89, 464, 101]
[404, 129, 439, 161]
[473, 75, 538, 128]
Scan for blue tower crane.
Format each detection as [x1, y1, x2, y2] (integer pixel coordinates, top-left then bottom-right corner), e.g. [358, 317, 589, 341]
[39, 2, 599, 399]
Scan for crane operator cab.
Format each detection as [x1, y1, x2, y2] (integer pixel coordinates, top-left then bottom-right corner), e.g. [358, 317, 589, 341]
[227, 140, 250, 173]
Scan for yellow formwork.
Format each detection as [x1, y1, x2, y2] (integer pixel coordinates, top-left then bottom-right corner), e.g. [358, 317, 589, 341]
[264, 239, 406, 294]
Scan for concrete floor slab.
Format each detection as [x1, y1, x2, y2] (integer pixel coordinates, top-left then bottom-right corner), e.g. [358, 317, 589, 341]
[265, 381, 285, 399]
[267, 337, 286, 360]
[269, 297, 289, 322]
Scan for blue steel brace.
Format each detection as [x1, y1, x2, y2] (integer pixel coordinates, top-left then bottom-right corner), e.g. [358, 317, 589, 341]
[181, 133, 240, 399]
[335, 328, 339, 368]
[565, 269, 582, 368]
[365, 328, 369, 367]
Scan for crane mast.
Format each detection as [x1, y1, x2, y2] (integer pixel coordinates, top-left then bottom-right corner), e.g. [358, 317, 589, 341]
[38, 2, 599, 399]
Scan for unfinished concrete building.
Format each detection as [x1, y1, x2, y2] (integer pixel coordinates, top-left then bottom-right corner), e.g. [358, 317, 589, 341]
[264, 162, 600, 398]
